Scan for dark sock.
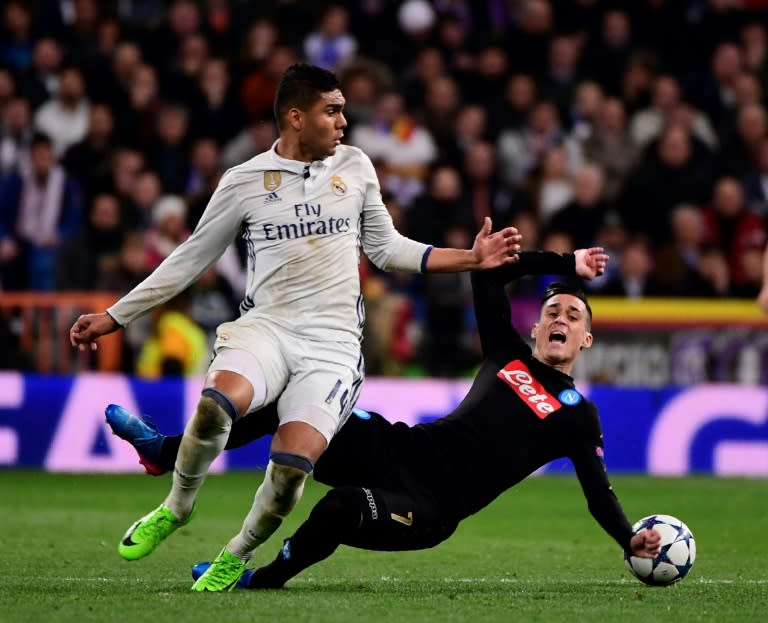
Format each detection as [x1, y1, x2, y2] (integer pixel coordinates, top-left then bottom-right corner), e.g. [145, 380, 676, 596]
[159, 406, 281, 471]
[246, 488, 362, 588]
[159, 435, 181, 472]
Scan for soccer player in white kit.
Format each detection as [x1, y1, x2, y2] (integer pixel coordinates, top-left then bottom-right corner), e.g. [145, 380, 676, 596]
[69, 63, 521, 591]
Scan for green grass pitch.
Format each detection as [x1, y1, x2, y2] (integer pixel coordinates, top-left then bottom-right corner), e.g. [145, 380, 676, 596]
[1, 472, 765, 623]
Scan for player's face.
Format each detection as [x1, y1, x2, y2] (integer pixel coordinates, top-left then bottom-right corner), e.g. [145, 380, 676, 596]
[531, 294, 593, 370]
[299, 89, 347, 160]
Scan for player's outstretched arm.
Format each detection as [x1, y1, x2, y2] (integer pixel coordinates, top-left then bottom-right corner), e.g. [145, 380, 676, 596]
[424, 217, 521, 272]
[69, 312, 120, 351]
[574, 247, 608, 280]
[629, 528, 662, 559]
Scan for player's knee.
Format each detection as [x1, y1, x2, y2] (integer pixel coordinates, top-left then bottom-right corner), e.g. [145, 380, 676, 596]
[190, 394, 234, 437]
[263, 454, 312, 516]
[312, 487, 365, 530]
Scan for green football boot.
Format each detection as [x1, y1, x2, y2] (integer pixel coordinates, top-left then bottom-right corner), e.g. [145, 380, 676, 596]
[191, 549, 248, 592]
[118, 504, 190, 561]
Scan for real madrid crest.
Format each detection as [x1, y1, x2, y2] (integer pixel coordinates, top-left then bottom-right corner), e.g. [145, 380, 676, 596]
[264, 171, 281, 191]
[331, 175, 347, 196]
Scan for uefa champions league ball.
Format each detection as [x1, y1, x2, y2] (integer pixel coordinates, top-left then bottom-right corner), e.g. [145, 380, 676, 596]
[624, 514, 696, 586]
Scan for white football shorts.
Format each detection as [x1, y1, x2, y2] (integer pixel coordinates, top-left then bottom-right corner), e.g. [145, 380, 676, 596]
[207, 319, 365, 444]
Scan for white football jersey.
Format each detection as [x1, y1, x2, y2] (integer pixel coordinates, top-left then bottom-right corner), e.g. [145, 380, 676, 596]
[108, 143, 431, 344]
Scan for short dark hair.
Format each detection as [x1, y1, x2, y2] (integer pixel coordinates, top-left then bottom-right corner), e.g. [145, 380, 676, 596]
[540, 281, 592, 329]
[273, 63, 341, 127]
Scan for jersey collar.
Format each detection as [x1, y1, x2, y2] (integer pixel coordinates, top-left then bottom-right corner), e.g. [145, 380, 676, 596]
[269, 140, 334, 175]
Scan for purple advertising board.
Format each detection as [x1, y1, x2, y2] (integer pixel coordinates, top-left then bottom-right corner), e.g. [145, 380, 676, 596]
[0, 373, 766, 476]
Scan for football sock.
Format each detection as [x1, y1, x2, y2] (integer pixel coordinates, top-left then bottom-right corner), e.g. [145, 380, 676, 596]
[163, 394, 233, 520]
[247, 487, 362, 588]
[226, 456, 311, 560]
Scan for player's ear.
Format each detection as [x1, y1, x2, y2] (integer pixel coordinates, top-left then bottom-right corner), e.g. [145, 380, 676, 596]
[287, 107, 303, 130]
[580, 331, 593, 350]
[531, 322, 538, 339]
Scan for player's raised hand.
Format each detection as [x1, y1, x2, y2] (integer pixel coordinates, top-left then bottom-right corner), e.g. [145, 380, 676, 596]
[471, 217, 521, 269]
[69, 312, 120, 351]
[574, 247, 609, 280]
[629, 528, 662, 559]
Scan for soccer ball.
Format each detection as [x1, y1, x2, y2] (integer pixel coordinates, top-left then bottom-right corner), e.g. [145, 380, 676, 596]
[624, 514, 696, 586]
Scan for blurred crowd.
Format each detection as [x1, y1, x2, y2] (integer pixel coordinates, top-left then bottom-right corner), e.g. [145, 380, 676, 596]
[2, 0, 768, 377]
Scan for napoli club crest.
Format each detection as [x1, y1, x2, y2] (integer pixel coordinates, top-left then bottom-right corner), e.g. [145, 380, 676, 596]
[558, 388, 582, 406]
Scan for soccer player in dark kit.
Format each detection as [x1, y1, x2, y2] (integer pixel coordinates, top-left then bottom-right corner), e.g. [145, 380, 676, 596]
[107, 247, 661, 588]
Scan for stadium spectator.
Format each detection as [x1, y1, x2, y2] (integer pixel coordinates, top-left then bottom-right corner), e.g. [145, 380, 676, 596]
[184, 137, 222, 220]
[527, 144, 574, 225]
[629, 75, 717, 151]
[461, 140, 519, 230]
[303, 4, 357, 72]
[497, 100, 583, 191]
[238, 44, 297, 122]
[548, 163, 609, 249]
[189, 57, 244, 145]
[33, 65, 90, 157]
[114, 63, 163, 151]
[0, 96, 32, 176]
[600, 237, 658, 299]
[505, 0, 554, 75]
[349, 90, 436, 207]
[740, 20, 768, 94]
[337, 58, 391, 132]
[136, 294, 208, 379]
[539, 34, 583, 124]
[401, 46, 445, 113]
[19, 37, 62, 111]
[145, 194, 190, 271]
[692, 42, 744, 133]
[162, 33, 210, 106]
[105, 148, 145, 218]
[702, 176, 767, 293]
[146, 103, 191, 194]
[716, 102, 768, 177]
[461, 45, 508, 111]
[620, 123, 713, 244]
[0, 132, 82, 290]
[99, 230, 150, 293]
[61, 103, 117, 203]
[741, 135, 768, 216]
[0, 1, 34, 74]
[581, 96, 639, 202]
[141, 0, 202, 70]
[567, 80, 604, 141]
[583, 8, 633, 97]
[220, 118, 278, 170]
[421, 74, 461, 162]
[104, 40, 143, 110]
[487, 72, 537, 138]
[56, 192, 125, 290]
[0, 66, 16, 110]
[124, 169, 161, 231]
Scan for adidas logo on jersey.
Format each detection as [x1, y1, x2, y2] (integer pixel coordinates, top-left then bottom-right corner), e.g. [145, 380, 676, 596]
[264, 192, 281, 204]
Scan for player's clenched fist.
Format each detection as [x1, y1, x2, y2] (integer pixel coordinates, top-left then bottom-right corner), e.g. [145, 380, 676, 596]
[69, 312, 120, 351]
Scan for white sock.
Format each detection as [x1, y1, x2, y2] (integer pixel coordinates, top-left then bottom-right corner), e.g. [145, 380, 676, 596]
[226, 460, 308, 560]
[164, 395, 232, 520]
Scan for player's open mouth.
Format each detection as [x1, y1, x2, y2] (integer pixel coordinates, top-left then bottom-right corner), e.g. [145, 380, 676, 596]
[549, 331, 566, 343]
